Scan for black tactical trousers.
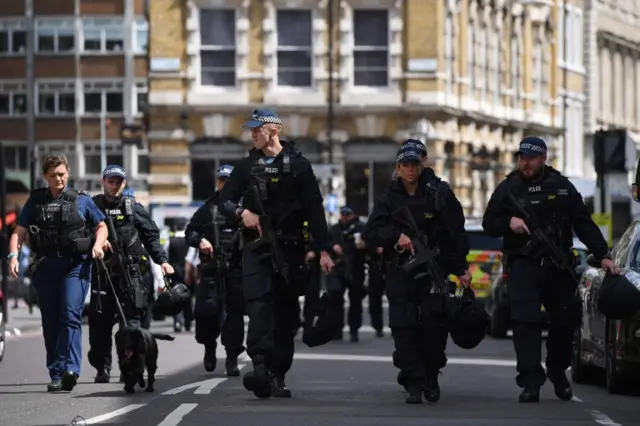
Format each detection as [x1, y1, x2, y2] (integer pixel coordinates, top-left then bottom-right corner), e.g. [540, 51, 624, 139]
[242, 248, 301, 376]
[193, 264, 246, 360]
[387, 266, 448, 383]
[87, 270, 144, 371]
[325, 265, 366, 334]
[508, 257, 580, 388]
[141, 270, 155, 330]
[367, 261, 386, 332]
[303, 261, 322, 326]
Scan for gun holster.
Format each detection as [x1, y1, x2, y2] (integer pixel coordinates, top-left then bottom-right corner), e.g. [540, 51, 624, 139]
[72, 237, 92, 255]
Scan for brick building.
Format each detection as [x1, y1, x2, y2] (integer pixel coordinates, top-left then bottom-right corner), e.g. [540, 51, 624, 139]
[0, 0, 149, 202]
[148, 0, 568, 216]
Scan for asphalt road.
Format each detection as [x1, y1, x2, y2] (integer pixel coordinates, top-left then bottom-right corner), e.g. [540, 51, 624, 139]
[1, 316, 639, 426]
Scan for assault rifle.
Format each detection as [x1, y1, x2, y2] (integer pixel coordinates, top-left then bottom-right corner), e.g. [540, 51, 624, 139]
[505, 192, 579, 284]
[105, 216, 144, 308]
[207, 204, 228, 320]
[244, 185, 290, 284]
[391, 205, 447, 291]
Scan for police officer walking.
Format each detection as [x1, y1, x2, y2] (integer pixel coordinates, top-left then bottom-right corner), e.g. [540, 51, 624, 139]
[88, 165, 174, 383]
[8, 155, 108, 392]
[364, 146, 471, 404]
[217, 109, 334, 399]
[327, 206, 367, 342]
[482, 136, 619, 403]
[186, 164, 246, 376]
[366, 245, 386, 337]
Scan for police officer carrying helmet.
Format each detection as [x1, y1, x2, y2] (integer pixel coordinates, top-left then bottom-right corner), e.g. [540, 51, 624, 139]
[217, 109, 334, 399]
[8, 154, 108, 392]
[89, 165, 174, 383]
[364, 146, 471, 404]
[327, 206, 367, 342]
[482, 136, 619, 403]
[186, 164, 246, 376]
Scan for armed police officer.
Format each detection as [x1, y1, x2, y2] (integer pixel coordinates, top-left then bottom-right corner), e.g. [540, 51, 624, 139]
[217, 109, 334, 399]
[8, 155, 108, 392]
[364, 146, 471, 404]
[186, 164, 246, 376]
[88, 165, 174, 383]
[327, 206, 367, 342]
[482, 137, 618, 403]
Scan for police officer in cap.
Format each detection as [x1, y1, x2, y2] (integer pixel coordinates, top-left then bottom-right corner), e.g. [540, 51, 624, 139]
[364, 147, 471, 404]
[89, 165, 174, 383]
[482, 136, 619, 403]
[186, 164, 246, 376]
[217, 109, 334, 398]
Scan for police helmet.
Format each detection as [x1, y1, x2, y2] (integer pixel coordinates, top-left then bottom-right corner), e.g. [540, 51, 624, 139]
[448, 287, 490, 350]
[302, 290, 344, 347]
[153, 278, 191, 317]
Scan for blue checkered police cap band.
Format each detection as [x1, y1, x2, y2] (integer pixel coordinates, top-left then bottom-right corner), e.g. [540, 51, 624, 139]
[518, 136, 547, 156]
[243, 109, 282, 128]
[217, 164, 234, 178]
[102, 165, 126, 179]
[401, 139, 427, 155]
[396, 149, 422, 163]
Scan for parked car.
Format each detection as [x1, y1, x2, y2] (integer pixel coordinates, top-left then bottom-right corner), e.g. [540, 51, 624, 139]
[485, 238, 588, 338]
[0, 289, 6, 362]
[571, 221, 640, 395]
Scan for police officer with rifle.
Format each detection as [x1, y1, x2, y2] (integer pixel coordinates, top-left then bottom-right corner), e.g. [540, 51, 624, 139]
[327, 206, 367, 342]
[364, 146, 471, 404]
[186, 164, 246, 376]
[217, 109, 334, 399]
[482, 137, 619, 403]
[88, 165, 174, 383]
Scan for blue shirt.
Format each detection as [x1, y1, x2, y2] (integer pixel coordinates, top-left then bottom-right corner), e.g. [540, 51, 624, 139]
[18, 187, 106, 229]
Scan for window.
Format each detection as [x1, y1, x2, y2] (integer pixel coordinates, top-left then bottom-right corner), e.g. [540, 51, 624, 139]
[276, 10, 313, 87]
[82, 80, 124, 114]
[37, 142, 76, 173]
[532, 38, 543, 106]
[488, 31, 499, 102]
[353, 9, 389, 87]
[559, 6, 583, 70]
[0, 21, 26, 54]
[134, 82, 148, 114]
[0, 81, 28, 116]
[510, 34, 522, 108]
[467, 18, 475, 88]
[36, 81, 76, 116]
[444, 12, 455, 95]
[477, 25, 488, 97]
[493, 31, 502, 105]
[133, 18, 148, 54]
[3, 144, 28, 171]
[36, 19, 75, 53]
[199, 9, 236, 87]
[82, 18, 123, 53]
[84, 143, 123, 175]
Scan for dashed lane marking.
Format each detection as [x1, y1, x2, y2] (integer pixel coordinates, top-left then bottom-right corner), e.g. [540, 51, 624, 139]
[156, 403, 198, 426]
[590, 410, 623, 426]
[82, 404, 146, 425]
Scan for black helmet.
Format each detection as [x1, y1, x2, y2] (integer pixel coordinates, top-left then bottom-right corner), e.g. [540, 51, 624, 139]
[598, 271, 640, 319]
[448, 288, 490, 350]
[302, 292, 343, 347]
[153, 277, 191, 317]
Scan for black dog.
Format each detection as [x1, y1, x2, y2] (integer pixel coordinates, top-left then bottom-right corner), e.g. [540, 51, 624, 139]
[115, 327, 175, 393]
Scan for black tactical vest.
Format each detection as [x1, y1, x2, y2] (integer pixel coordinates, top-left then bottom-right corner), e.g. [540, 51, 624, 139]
[93, 194, 144, 259]
[29, 188, 89, 256]
[246, 143, 304, 235]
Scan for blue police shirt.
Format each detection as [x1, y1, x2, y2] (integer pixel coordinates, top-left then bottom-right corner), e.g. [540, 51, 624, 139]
[18, 187, 106, 229]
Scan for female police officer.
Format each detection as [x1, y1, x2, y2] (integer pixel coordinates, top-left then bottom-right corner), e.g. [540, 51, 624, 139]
[7, 154, 108, 392]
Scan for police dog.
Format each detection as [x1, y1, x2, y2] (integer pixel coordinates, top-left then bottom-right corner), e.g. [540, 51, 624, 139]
[115, 326, 175, 393]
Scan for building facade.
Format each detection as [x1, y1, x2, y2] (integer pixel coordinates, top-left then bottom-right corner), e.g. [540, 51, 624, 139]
[0, 0, 149, 200]
[148, 0, 569, 217]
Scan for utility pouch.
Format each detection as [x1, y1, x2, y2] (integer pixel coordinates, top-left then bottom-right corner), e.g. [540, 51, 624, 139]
[72, 237, 92, 255]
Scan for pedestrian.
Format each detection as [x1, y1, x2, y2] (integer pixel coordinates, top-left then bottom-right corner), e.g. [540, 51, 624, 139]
[216, 109, 334, 398]
[482, 136, 619, 402]
[364, 146, 471, 404]
[7, 154, 108, 392]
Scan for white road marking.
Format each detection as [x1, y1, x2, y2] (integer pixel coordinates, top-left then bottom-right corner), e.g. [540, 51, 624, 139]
[12, 328, 21, 336]
[163, 379, 220, 395]
[193, 378, 227, 395]
[293, 352, 519, 367]
[157, 403, 198, 426]
[590, 410, 623, 426]
[572, 396, 583, 402]
[83, 404, 146, 425]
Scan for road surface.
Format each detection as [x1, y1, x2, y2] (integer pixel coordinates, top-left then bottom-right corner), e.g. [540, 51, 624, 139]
[0, 317, 638, 426]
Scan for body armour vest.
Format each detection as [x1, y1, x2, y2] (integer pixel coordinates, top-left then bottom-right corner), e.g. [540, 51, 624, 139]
[30, 188, 89, 256]
[246, 144, 304, 236]
[92, 194, 143, 259]
[205, 197, 240, 253]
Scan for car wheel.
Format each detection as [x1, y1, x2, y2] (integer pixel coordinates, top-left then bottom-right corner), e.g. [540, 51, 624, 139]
[605, 319, 632, 394]
[570, 325, 597, 384]
[488, 303, 509, 338]
[0, 304, 6, 362]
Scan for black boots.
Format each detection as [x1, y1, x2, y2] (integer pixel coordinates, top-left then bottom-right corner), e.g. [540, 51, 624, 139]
[403, 372, 441, 404]
[225, 358, 240, 377]
[271, 375, 292, 398]
[423, 373, 441, 402]
[203, 346, 217, 372]
[548, 373, 573, 401]
[47, 379, 61, 392]
[94, 368, 111, 383]
[519, 386, 541, 403]
[61, 371, 78, 391]
[243, 355, 271, 398]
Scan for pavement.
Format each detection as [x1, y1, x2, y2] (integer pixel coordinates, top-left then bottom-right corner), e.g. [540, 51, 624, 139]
[1, 307, 639, 426]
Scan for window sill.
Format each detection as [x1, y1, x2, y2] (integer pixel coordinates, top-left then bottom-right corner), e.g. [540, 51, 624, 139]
[35, 114, 76, 118]
[340, 89, 402, 106]
[187, 87, 248, 106]
[264, 88, 325, 106]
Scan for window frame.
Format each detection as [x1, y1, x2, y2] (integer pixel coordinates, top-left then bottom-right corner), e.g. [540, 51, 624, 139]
[35, 80, 77, 116]
[81, 17, 124, 54]
[274, 8, 314, 89]
[3, 142, 29, 171]
[82, 141, 124, 177]
[0, 20, 27, 55]
[198, 8, 238, 88]
[0, 80, 28, 116]
[35, 18, 76, 54]
[351, 8, 391, 89]
[81, 80, 124, 116]
[133, 17, 148, 55]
